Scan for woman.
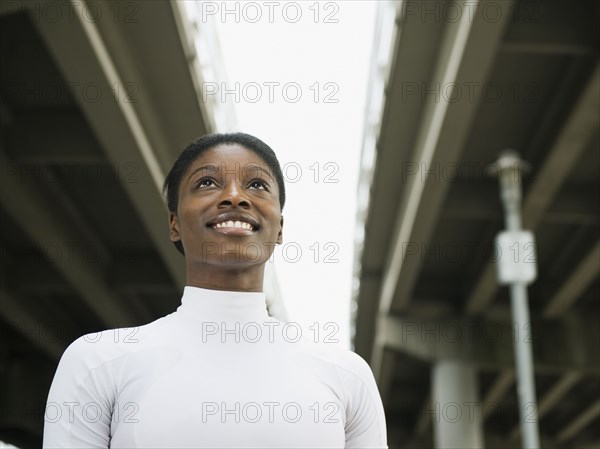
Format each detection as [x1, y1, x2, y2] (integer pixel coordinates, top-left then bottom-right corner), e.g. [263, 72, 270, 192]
[43, 133, 387, 448]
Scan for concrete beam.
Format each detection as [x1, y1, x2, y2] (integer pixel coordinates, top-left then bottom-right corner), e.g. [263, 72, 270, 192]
[5, 112, 104, 164]
[500, 42, 596, 55]
[482, 369, 515, 421]
[377, 348, 396, 409]
[379, 0, 515, 316]
[414, 393, 432, 437]
[466, 64, 600, 314]
[544, 240, 600, 317]
[377, 313, 600, 375]
[4, 253, 176, 298]
[443, 184, 599, 225]
[537, 372, 582, 419]
[40, 165, 111, 258]
[31, 1, 187, 288]
[84, 0, 214, 166]
[555, 400, 600, 444]
[0, 152, 136, 327]
[414, 369, 517, 442]
[372, 0, 515, 387]
[0, 290, 64, 360]
[509, 371, 582, 441]
[0, 357, 52, 442]
[354, 0, 444, 363]
[406, 430, 600, 449]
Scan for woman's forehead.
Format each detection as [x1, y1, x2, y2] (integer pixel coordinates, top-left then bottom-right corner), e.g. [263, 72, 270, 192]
[187, 144, 275, 180]
[195, 144, 267, 165]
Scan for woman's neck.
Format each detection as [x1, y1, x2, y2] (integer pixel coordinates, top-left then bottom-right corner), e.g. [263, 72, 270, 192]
[185, 262, 265, 292]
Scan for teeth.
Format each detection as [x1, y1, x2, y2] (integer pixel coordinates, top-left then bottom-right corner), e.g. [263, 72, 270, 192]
[213, 220, 253, 230]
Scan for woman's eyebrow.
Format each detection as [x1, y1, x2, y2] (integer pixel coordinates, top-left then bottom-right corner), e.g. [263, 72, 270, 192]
[244, 165, 275, 181]
[186, 163, 274, 182]
[187, 164, 219, 182]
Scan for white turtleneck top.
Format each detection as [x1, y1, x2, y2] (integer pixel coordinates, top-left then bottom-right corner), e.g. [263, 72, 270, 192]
[42, 287, 387, 448]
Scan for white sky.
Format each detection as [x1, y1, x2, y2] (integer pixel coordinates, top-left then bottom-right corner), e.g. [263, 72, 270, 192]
[192, 1, 377, 348]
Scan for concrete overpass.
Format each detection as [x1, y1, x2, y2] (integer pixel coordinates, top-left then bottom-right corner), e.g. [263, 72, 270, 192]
[354, 1, 599, 448]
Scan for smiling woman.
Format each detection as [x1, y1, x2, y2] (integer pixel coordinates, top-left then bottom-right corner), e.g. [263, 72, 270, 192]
[164, 136, 285, 291]
[42, 133, 388, 448]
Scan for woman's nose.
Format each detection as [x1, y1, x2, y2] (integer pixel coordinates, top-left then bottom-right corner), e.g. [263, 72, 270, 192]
[219, 181, 250, 208]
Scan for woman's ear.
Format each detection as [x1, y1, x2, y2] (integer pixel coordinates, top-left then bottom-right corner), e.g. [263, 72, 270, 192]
[169, 212, 181, 243]
[276, 215, 284, 245]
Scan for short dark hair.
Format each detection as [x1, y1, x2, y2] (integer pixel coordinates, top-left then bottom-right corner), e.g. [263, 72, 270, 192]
[162, 132, 286, 255]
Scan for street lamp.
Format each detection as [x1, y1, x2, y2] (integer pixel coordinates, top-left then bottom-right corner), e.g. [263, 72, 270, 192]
[491, 150, 540, 449]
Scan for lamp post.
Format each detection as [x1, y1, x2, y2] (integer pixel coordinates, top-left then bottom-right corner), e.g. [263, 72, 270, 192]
[492, 150, 540, 449]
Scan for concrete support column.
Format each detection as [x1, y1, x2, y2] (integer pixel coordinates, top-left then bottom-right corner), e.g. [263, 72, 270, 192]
[432, 360, 484, 449]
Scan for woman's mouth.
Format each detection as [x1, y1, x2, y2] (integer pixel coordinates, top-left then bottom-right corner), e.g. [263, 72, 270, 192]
[210, 220, 257, 236]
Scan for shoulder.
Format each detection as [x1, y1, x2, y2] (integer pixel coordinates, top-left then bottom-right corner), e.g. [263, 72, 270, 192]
[299, 342, 376, 383]
[55, 313, 175, 380]
[293, 341, 382, 404]
[298, 344, 388, 446]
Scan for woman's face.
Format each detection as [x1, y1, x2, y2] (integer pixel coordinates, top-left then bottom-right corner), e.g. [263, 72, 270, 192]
[169, 144, 283, 267]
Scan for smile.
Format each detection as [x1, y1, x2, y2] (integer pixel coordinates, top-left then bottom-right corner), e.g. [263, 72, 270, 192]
[207, 213, 261, 236]
[212, 220, 254, 231]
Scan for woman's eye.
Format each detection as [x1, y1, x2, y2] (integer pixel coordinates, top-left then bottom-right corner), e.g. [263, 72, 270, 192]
[249, 180, 268, 190]
[194, 178, 215, 189]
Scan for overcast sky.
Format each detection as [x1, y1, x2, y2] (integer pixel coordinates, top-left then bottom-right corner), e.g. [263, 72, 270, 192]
[191, 1, 377, 348]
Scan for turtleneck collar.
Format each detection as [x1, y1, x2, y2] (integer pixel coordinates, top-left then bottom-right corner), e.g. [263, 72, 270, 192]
[176, 286, 270, 322]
